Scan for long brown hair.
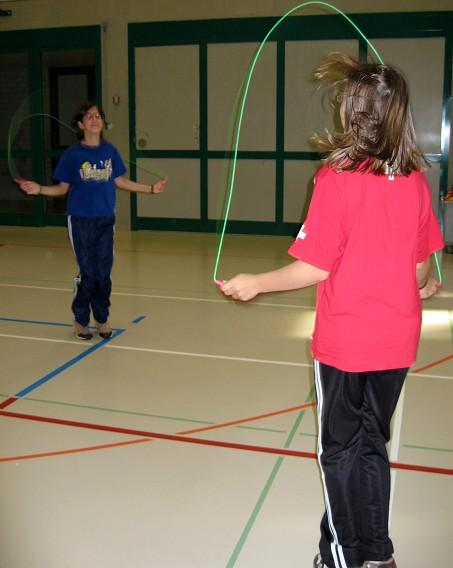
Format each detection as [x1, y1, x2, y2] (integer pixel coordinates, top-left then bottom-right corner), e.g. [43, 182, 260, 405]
[311, 52, 427, 176]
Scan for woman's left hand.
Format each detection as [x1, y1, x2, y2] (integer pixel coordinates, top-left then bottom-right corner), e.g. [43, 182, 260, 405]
[152, 177, 168, 194]
[419, 277, 441, 299]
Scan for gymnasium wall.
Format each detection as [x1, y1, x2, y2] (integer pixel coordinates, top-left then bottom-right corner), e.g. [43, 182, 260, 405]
[1, 0, 452, 228]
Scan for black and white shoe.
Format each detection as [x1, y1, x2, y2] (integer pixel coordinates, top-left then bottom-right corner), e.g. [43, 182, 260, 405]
[96, 321, 113, 339]
[74, 322, 93, 340]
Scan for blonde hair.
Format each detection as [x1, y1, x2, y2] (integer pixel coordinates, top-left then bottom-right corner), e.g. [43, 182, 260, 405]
[311, 52, 427, 176]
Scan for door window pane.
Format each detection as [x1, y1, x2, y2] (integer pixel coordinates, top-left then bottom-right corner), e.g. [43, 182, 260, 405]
[41, 49, 96, 215]
[137, 158, 199, 219]
[0, 53, 34, 214]
[208, 159, 276, 222]
[372, 38, 444, 155]
[208, 42, 276, 152]
[42, 49, 96, 151]
[285, 40, 358, 152]
[0, 52, 30, 151]
[135, 46, 199, 151]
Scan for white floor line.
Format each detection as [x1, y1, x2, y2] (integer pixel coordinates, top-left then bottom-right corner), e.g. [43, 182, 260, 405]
[106, 344, 313, 367]
[113, 291, 314, 309]
[0, 333, 82, 346]
[1, 327, 452, 376]
[0, 282, 314, 309]
[0, 330, 311, 367]
[0, 283, 69, 292]
[407, 371, 453, 380]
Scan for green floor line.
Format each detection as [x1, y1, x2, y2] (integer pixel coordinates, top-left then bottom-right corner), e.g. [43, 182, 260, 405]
[0, 393, 213, 426]
[0, 393, 297, 435]
[225, 456, 285, 568]
[225, 385, 315, 568]
[403, 443, 453, 454]
[236, 425, 288, 434]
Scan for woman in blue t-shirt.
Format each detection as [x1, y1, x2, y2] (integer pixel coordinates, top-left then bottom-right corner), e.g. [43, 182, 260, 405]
[17, 102, 168, 340]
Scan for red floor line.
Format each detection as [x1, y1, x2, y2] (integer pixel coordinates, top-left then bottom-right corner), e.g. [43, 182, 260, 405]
[0, 397, 18, 409]
[0, 402, 315, 463]
[0, 408, 316, 459]
[1, 409, 451, 476]
[389, 461, 453, 475]
[412, 353, 453, 374]
[179, 401, 316, 435]
[0, 438, 150, 463]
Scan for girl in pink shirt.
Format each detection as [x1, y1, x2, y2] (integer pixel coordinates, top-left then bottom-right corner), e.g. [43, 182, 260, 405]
[221, 53, 443, 568]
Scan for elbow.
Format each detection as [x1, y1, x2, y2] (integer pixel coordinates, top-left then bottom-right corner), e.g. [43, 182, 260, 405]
[114, 176, 125, 189]
[416, 257, 431, 283]
[416, 258, 430, 271]
[59, 183, 70, 196]
[317, 269, 330, 283]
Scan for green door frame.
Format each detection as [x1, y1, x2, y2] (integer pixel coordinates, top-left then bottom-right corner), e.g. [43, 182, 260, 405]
[0, 25, 102, 227]
[128, 11, 453, 235]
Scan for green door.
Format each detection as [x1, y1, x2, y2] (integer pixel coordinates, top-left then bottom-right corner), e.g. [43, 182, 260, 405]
[0, 26, 102, 227]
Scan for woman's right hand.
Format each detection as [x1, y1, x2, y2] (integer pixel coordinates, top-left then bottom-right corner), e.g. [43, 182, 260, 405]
[220, 274, 260, 301]
[15, 179, 40, 195]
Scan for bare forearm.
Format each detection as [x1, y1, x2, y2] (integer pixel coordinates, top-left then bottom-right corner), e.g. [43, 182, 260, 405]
[115, 175, 168, 195]
[416, 256, 441, 299]
[255, 261, 329, 293]
[115, 176, 152, 194]
[416, 258, 431, 288]
[16, 179, 69, 197]
[40, 183, 69, 197]
[221, 260, 329, 301]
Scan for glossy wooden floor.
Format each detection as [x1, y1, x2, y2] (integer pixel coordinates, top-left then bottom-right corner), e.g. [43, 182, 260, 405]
[0, 226, 451, 568]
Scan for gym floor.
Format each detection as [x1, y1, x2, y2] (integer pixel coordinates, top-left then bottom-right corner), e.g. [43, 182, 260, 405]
[0, 226, 451, 567]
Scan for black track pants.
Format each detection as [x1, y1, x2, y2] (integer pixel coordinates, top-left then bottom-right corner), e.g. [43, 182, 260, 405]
[313, 360, 407, 568]
[68, 215, 115, 327]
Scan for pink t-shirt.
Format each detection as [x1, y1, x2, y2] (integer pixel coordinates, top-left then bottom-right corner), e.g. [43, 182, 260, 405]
[288, 165, 444, 372]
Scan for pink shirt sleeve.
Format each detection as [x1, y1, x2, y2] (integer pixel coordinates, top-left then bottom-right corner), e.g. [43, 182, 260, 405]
[416, 175, 444, 263]
[288, 166, 345, 271]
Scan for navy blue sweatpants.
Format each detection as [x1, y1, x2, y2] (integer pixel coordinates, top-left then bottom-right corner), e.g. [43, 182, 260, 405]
[68, 215, 115, 327]
[313, 360, 407, 568]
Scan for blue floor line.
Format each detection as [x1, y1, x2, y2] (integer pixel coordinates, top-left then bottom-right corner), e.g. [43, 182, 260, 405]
[14, 329, 125, 398]
[132, 315, 146, 324]
[0, 316, 73, 328]
[0, 315, 123, 332]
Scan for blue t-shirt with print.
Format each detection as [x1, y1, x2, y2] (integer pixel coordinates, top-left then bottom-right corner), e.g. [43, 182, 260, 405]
[53, 141, 126, 217]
